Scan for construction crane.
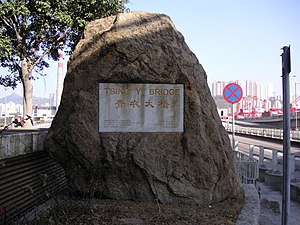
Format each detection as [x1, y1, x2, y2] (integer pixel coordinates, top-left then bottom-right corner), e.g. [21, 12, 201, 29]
[290, 96, 300, 113]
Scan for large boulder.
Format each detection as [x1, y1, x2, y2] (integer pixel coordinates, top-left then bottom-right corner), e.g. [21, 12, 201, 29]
[45, 12, 241, 204]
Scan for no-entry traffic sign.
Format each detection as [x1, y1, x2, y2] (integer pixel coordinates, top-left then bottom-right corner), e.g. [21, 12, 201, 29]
[223, 83, 243, 104]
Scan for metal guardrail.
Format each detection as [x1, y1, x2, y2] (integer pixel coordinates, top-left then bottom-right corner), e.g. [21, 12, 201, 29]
[234, 149, 259, 185]
[224, 123, 300, 141]
[236, 160, 259, 184]
[233, 141, 296, 176]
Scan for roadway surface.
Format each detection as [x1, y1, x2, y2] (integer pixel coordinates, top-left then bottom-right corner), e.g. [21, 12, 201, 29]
[229, 133, 300, 156]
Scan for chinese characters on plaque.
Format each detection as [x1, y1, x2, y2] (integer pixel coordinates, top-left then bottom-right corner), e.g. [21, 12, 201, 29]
[99, 83, 184, 132]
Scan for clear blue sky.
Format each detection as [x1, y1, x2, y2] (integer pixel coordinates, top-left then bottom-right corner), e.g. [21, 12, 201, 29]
[1, 0, 299, 99]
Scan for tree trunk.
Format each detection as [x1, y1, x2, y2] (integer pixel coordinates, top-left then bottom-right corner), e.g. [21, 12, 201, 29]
[21, 59, 33, 128]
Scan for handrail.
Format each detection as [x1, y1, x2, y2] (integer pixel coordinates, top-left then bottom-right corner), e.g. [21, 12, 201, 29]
[233, 141, 296, 175]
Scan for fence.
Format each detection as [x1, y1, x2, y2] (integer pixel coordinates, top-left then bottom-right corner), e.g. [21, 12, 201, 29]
[234, 149, 259, 185]
[0, 131, 66, 225]
[233, 140, 296, 173]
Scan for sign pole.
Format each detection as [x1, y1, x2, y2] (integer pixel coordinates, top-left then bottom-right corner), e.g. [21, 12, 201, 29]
[232, 103, 235, 151]
[223, 83, 243, 151]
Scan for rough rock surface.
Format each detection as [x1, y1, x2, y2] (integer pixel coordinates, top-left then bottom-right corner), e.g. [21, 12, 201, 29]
[45, 12, 241, 205]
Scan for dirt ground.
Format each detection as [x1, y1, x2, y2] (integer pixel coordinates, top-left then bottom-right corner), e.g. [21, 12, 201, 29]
[23, 191, 245, 225]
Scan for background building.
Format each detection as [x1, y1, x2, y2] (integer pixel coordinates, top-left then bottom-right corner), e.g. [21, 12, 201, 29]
[211, 81, 229, 96]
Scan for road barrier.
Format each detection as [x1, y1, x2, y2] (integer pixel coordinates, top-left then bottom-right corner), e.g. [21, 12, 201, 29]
[224, 124, 300, 141]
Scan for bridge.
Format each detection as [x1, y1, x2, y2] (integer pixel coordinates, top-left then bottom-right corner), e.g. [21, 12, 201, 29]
[224, 118, 300, 141]
[233, 113, 300, 129]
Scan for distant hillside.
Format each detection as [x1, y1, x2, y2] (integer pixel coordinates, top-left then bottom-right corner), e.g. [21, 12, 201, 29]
[213, 96, 231, 109]
[0, 93, 50, 105]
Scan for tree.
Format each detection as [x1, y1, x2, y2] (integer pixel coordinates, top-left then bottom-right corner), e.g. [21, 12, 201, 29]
[0, 0, 128, 127]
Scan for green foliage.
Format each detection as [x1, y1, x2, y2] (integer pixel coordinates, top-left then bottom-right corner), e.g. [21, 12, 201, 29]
[24, 185, 34, 194]
[40, 173, 49, 187]
[0, 160, 5, 167]
[0, 0, 128, 88]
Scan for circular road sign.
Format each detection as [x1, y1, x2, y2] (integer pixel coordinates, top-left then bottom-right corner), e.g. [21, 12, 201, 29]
[223, 83, 243, 104]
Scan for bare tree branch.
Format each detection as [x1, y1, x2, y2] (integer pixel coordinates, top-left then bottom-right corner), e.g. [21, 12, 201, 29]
[32, 25, 73, 69]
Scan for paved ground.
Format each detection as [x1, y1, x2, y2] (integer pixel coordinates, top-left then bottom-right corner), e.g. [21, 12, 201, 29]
[252, 147, 300, 225]
[259, 182, 300, 225]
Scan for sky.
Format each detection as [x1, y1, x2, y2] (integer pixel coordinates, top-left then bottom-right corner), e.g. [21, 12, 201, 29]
[1, 0, 300, 99]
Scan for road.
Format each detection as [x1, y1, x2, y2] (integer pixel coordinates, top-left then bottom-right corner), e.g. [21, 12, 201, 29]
[229, 134, 300, 157]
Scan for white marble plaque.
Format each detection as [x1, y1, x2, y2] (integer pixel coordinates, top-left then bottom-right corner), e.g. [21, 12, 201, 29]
[99, 83, 184, 132]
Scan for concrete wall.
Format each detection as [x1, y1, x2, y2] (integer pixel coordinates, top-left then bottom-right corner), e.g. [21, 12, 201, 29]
[0, 131, 47, 160]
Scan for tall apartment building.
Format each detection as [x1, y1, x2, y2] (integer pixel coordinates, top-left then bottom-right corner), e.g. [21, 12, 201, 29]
[245, 80, 258, 97]
[211, 81, 229, 96]
[245, 81, 274, 100]
[257, 83, 264, 100]
[211, 80, 244, 97]
[266, 82, 274, 99]
[211, 80, 276, 100]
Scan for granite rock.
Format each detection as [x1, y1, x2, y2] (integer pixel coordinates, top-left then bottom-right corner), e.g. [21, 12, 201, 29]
[45, 12, 241, 204]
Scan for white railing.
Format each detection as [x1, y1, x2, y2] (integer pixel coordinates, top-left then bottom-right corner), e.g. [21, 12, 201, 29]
[234, 147, 259, 184]
[224, 123, 300, 141]
[235, 160, 259, 184]
[233, 141, 296, 176]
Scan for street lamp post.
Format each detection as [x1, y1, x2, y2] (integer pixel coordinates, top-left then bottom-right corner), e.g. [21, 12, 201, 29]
[295, 82, 300, 130]
[281, 45, 291, 225]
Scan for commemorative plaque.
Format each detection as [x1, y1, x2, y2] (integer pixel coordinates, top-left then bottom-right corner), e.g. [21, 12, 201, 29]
[99, 83, 184, 132]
